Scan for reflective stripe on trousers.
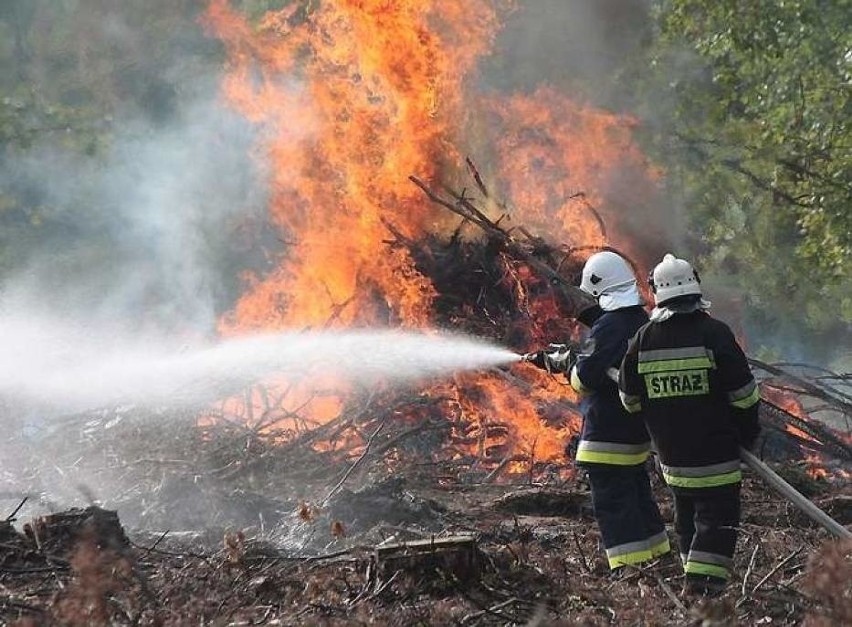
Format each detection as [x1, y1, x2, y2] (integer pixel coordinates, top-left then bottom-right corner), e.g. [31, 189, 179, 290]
[661, 460, 742, 488]
[586, 466, 669, 571]
[674, 483, 740, 584]
[606, 530, 671, 569]
[685, 549, 734, 580]
[576, 440, 651, 466]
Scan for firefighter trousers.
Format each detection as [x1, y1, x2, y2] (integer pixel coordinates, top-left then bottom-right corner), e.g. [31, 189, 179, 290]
[586, 465, 669, 570]
[673, 483, 740, 583]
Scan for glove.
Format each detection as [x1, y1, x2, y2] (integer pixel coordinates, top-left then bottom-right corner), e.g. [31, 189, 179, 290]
[527, 343, 577, 374]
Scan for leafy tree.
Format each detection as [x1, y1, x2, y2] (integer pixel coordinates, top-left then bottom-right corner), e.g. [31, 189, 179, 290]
[660, 0, 850, 270]
[628, 0, 851, 356]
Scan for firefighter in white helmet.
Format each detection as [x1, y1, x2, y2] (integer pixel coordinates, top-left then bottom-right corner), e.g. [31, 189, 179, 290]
[530, 250, 670, 572]
[618, 253, 760, 597]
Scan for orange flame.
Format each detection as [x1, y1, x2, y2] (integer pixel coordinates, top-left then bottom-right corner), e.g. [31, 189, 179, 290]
[762, 386, 851, 480]
[203, 1, 659, 470]
[762, 387, 822, 445]
[802, 453, 829, 480]
[486, 87, 660, 248]
[205, 0, 506, 330]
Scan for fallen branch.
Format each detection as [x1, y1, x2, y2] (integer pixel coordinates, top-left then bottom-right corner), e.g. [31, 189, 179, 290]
[460, 596, 521, 624]
[5, 497, 27, 522]
[741, 543, 760, 597]
[743, 450, 851, 539]
[322, 419, 387, 505]
[646, 569, 686, 613]
[751, 547, 803, 594]
[410, 175, 597, 318]
[483, 455, 524, 484]
[572, 530, 590, 573]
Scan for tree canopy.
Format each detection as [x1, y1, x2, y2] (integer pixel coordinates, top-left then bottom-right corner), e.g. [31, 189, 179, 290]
[630, 0, 851, 355]
[666, 0, 850, 265]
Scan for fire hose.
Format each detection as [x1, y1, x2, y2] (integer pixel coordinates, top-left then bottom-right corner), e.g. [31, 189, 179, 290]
[413, 175, 849, 536]
[737, 448, 850, 539]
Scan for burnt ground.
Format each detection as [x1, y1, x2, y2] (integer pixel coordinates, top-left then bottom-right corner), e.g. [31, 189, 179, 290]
[0, 405, 849, 626]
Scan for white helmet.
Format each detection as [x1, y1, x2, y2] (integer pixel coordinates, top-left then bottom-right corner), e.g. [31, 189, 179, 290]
[650, 253, 702, 306]
[580, 251, 636, 298]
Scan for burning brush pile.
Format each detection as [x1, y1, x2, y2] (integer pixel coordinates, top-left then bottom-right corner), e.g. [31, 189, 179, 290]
[1, 0, 851, 624]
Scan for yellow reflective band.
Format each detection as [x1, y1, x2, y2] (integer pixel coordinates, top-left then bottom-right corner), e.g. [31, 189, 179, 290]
[685, 561, 730, 580]
[637, 357, 714, 374]
[730, 386, 760, 408]
[608, 548, 653, 569]
[570, 367, 591, 396]
[649, 538, 671, 558]
[575, 449, 650, 465]
[663, 470, 742, 488]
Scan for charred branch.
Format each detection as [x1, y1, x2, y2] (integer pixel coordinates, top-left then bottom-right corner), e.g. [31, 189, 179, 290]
[409, 175, 596, 319]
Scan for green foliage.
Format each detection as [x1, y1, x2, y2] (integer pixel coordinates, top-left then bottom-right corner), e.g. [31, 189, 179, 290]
[629, 0, 852, 351]
[659, 0, 851, 272]
[0, 90, 107, 154]
[0, 0, 848, 355]
[0, 12, 209, 188]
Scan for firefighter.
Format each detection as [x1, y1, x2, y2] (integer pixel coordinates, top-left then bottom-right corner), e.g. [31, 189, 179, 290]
[618, 253, 760, 597]
[530, 251, 669, 572]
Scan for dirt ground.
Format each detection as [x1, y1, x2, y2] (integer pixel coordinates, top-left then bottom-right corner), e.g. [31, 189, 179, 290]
[1, 460, 849, 626]
[0, 399, 849, 626]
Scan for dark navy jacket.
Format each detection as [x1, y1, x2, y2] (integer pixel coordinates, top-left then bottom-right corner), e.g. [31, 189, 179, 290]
[571, 305, 652, 466]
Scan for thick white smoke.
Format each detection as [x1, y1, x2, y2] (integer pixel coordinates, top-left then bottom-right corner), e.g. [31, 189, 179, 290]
[0, 92, 269, 337]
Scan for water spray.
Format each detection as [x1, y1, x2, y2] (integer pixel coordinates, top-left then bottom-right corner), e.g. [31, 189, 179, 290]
[0, 319, 523, 414]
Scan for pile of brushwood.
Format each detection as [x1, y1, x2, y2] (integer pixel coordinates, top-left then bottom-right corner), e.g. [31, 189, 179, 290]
[0, 384, 849, 626]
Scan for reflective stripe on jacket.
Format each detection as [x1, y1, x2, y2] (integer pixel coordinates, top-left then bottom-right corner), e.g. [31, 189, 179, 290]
[661, 460, 742, 488]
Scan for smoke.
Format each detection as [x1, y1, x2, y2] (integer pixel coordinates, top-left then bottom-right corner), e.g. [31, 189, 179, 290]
[0, 3, 284, 521]
[0, 4, 281, 449]
[479, 2, 850, 365]
[483, 0, 652, 98]
[0, 92, 269, 337]
[0, 0, 838, 528]
[0, 0, 671, 393]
